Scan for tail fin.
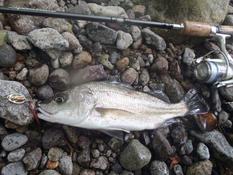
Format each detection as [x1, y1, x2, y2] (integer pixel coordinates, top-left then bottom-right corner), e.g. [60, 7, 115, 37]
[184, 89, 209, 115]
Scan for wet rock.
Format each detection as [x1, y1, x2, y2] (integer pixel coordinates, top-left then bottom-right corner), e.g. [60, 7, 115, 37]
[183, 48, 195, 66]
[171, 124, 188, 145]
[43, 18, 72, 33]
[142, 28, 166, 51]
[121, 68, 138, 85]
[36, 85, 54, 102]
[7, 31, 31, 50]
[130, 26, 142, 41]
[39, 170, 61, 175]
[62, 32, 82, 53]
[133, 5, 146, 17]
[1, 133, 28, 151]
[29, 64, 49, 86]
[59, 52, 73, 67]
[197, 143, 210, 160]
[116, 57, 129, 71]
[28, 28, 69, 50]
[40, 154, 48, 169]
[116, 31, 133, 50]
[9, 15, 37, 35]
[63, 126, 79, 144]
[49, 68, 70, 90]
[90, 156, 109, 170]
[98, 54, 114, 70]
[152, 130, 175, 160]
[0, 80, 33, 125]
[77, 149, 91, 167]
[86, 23, 117, 44]
[46, 160, 59, 169]
[120, 139, 151, 170]
[161, 74, 185, 103]
[0, 44, 16, 68]
[186, 160, 213, 175]
[1, 162, 27, 175]
[7, 148, 25, 162]
[16, 68, 28, 81]
[72, 51, 92, 69]
[151, 56, 168, 74]
[23, 147, 42, 170]
[71, 65, 107, 85]
[139, 69, 150, 85]
[191, 130, 233, 164]
[219, 86, 233, 101]
[150, 160, 169, 175]
[48, 147, 64, 161]
[29, 0, 60, 10]
[173, 164, 184, 175]
[80, 169, 95, 175]
[59, 155, 73, 175]
[180, 139, 193, 155]
[88, 3, 128, 18]
[42, 128, 66, 149]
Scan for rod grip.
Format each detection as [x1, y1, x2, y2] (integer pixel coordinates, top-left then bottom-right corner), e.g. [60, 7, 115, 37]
[183, 21, 212, 37]
[218, 25, 233, 35]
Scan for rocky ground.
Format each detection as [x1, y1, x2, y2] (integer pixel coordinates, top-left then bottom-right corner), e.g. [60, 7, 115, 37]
[1, 0, 233, 175]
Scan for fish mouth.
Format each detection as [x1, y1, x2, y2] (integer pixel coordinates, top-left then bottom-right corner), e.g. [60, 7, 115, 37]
[36, 103, 54, 118]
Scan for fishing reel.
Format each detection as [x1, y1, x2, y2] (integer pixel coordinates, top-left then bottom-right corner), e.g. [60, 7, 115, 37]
[193, 33, 233, 88]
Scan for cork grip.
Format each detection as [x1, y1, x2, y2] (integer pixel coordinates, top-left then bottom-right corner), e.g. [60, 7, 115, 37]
[183, 21, 212, 37]
[219, 25, 233, 35]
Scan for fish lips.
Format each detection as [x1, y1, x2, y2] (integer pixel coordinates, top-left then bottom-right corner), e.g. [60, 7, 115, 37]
[36, 103, 54, 118]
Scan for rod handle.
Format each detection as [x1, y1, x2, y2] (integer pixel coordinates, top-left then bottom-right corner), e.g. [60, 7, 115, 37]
[183, 21, 212, 37]
[218, 25, 233, 35]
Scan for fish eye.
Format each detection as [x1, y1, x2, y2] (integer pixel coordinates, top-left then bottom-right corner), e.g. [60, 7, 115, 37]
[54, 93, 68, 104]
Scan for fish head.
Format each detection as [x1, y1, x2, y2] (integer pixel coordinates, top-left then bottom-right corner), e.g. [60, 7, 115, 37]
[37, 91, 76, 123]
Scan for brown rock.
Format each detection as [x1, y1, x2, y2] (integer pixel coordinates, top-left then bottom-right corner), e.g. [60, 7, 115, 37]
[116, 57, 129, 71]
[151, 56, 169, 74]
[121, 68, 138, 85]
[186, 160, 213, 175]
[72, 51, 92, 69]
[133, 5, 146, 17]
[47, 160, 59, 169]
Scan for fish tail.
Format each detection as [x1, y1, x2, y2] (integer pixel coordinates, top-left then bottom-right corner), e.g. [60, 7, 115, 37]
[184, 89, 209, 115]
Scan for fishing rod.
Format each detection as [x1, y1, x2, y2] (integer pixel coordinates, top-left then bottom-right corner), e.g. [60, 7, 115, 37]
[0, 6, 233, 37]
[1, 6, 233, 88]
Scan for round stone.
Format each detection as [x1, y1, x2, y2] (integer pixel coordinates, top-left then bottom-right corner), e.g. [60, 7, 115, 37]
[49, 69, 70, 90]
[7, 148, 25, 162]
[0, 44, 16, 68]
[1, 133, 28, 151]
[29, 64, 49, 86]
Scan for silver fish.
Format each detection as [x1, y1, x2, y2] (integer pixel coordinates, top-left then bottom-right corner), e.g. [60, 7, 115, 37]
[37, 81, 208, 132]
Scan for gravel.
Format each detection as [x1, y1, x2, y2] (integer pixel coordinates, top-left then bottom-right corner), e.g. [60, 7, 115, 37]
[59, 155, 73, 175]
[28, 64, 49, 86]
[150, 161, 169, 175]
[23, 147, 42, 170]
[1, 162, 27, 175]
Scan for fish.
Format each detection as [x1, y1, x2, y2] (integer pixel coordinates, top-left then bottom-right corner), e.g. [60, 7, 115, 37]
[37, 81, 208, 132]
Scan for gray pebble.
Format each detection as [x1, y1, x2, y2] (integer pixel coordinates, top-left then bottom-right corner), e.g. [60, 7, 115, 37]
[90, 156, 109, 170]
[92, 149, 100, 158]
[0, 44, 16, 68]
[1, 133, 28, 151]
[59, 52, 73, 67]
[110, 52, 120, 64]
[62, 126, 79, 144]
[150, 160, 169, 175]
[80, 169, 95, 175]
[7, 148, 25, 162]
[121, 68, 138, 85]
[48, 147, 64, 161]
[197, 143, 210, 160]
[36, 85, 54, 102]
[130, 25, 141, 41]
[15, 66, 27, 80]
[59, 155, 73, 175]
[7, 31, 32, 50]
[142, 28, 166, 51]
[23, 147, 42, 170]
[49, 68, 70, 90]
[29, 64, 49, 86]
[120, 139, 151, 171]
[180, 139, 193, 155]
[40, 154, 48, 169]
[186, 160, 213, 175]
[116, 31, 133, 50]
[86, 23, 117, 45]
[28, 28, 69, 50]
[139, 69, 150, 85]
[43, 18, 72, 33]
[77, 148, 91, 167]
[183, 48, 195, 66]
[39, 170, 61, 175]
[1, 162, 27, 175]
[173, 164, 184, 175]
